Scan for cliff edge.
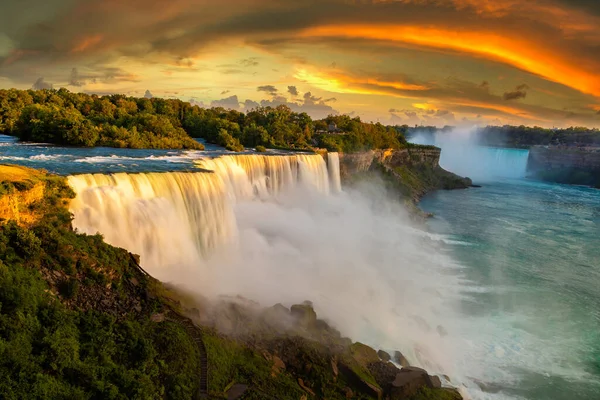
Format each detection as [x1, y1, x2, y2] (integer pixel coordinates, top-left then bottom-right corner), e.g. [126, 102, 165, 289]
[338, 146, 472, 203]
[528, 146, 600, 188]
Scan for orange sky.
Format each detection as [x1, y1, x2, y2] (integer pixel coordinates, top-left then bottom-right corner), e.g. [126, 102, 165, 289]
[1, 0, 599, 127]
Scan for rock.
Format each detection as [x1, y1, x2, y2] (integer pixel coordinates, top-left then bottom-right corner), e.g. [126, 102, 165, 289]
[351, 342, 380, 367]
[271, 355, 286, 377]
[429, 375, 442, 388]
[226, 384, 248, 400]
[377, 350, 391, 362]
[291, 302, 317, 328]
[338, 362, 383, 399]
[344, 387, 354, 399]
[331, 357, 339, 377]
[390, 367, 429, 399]
[150, 313, 165, 323]
[393, 351, 410, 367]
[367, 360, 400, 388]
[298, 378, 315, 396]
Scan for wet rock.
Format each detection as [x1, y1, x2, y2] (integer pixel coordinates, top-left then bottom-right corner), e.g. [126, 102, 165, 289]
[429, 375, 442, 388]
[377, 350, 391, 362]
[351, 342, 380, 367]
[390, 367, 429, 399]
[393, 351, 410, 367]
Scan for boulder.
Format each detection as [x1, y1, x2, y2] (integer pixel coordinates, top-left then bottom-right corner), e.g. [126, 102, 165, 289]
[377, 350, 391, 362]
[429, 375, 442, 388]
[393, 351, 410, 367]
[351, 342, 380, 367]
[390, 367, 429, 399]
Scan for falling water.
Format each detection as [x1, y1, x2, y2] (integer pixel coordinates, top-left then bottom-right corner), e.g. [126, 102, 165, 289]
[68, 153, 339, 277]
[327, 152, 342, 193]
[68, 171, 237, 274]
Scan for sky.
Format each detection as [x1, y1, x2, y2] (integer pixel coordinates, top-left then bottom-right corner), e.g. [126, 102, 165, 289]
[1, 0, 600, 128]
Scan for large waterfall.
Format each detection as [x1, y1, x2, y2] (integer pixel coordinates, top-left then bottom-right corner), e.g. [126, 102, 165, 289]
[410, 129, 530, 181]
[68, 153, 339, 274]
[66, 151, 482, 396]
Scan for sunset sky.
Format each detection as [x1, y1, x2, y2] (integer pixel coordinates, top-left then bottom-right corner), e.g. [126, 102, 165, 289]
[2, 0, 600, 127]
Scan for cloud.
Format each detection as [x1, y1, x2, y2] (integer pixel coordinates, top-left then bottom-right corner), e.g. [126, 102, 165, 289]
[32, 77, 53, 90]
[503, 84, 529, 101]
[144, 90, 153, 99]
[243, 99, 260, 110]
[287, 85, 298, 96]
[257, 85, 278, 95]
[211, 95, 240, 110]
[221, 90, 230, 95]
[389, 108, 400, 113]
[240, 57, 259, 67]
[480, 81, 490, 90]
[69, 68, 84, 86]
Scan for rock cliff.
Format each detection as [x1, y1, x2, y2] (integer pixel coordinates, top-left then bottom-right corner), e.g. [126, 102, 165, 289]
[528, 146, 600, 188]
[337, 146, 472, 203]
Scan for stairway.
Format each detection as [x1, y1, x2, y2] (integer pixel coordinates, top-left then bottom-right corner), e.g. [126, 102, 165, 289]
[166, 312, 209, 399]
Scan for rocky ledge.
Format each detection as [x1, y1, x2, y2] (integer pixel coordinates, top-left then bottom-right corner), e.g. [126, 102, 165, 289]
[336, 147, 472, 204]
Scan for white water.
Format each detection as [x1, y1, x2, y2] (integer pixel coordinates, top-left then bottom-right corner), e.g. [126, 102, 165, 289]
[68, 152, 479, 398]
[410, 129, 529, 182]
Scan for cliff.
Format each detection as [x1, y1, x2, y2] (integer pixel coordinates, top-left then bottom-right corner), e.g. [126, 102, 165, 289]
[338, 146, 472, 203]
[528, 146, 600, 188]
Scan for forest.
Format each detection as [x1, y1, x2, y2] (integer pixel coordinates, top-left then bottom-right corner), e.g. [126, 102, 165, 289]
[0, 89, 406, 153]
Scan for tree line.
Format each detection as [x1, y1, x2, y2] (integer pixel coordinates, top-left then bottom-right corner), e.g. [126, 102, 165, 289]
[0, 88, 407, 152]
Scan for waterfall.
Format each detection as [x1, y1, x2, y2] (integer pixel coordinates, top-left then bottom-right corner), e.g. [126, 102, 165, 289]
[68, 171, 237, 273]
[196, 153, 332, 201]
[68, 153, 341, 277]
[327, 152, 342, 193]
[410, 129, 529, 181]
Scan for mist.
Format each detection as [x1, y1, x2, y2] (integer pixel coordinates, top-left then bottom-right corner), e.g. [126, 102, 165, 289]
[67, 154, 497, 399]
[409, 128, 530, 183]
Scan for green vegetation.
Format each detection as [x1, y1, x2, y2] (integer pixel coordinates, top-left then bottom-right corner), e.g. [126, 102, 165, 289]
[1, 88, 407, 152]
[477, 125, 600, 147]
[0, 170, 202, 399]
[0, 88, 202, 150]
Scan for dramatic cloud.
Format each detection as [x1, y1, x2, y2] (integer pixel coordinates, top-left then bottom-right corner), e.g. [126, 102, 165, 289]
[503, 84, 530, 101]
[1, 0, 599, 126]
